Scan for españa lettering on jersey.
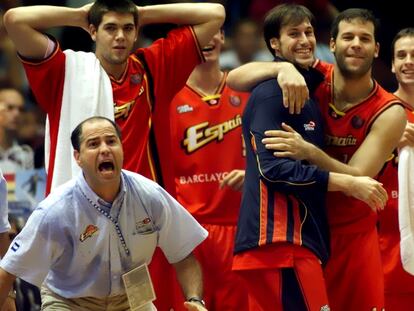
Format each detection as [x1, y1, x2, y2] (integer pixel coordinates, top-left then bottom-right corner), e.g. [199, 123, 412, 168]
[165, 75, 249, 225]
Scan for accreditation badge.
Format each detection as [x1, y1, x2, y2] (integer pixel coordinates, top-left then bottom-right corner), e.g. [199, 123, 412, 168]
[122, 263, 156, 310]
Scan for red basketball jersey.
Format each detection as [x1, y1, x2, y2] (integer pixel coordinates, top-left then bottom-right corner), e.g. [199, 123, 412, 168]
[315, 61, 401, 233]
[22, 27, 202, 193]
[166, 74, 249, 224]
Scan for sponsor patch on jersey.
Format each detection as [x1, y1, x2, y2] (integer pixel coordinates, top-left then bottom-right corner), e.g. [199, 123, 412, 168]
[177, 104, 194, 114]
[325, 134, 357, 147]
[304, 120, 315, 131]
[80, 224, 99, 242]
[202, 94, 221, 106]
[130, 73, 142, 85]
[135, 218, 155, 235]
[11, 241, 20, 252]
[114, 100, 136, 119]
[320, 305, 330, 311]
[229, 95, 241, 107]
[351, 115, 365, 129]
[179, 171, 228, 184]
[182, 114, 242, 153]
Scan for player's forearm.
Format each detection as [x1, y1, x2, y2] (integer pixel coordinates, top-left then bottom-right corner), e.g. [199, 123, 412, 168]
[4, 5, 88, 58]
[173, 253, 203, 300]
[138, 3, 224, 28]
[327, 173, 354, 194]
[306, 145, 362, 176]
[3, 6, 86, 31]
[227, 62, 289, 91]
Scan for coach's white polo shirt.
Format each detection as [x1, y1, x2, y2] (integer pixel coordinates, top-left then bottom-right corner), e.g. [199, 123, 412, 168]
[0, 170, 207, 298]
[0, 170, 11, 233]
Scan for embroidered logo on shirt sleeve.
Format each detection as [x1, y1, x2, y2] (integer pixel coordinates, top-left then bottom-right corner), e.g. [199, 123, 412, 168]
[11, 241, 20, 252]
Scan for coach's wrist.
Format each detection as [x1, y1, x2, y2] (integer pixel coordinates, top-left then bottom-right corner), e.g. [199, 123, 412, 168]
[7, 288, 16, 299]
[187, 296, 206, 307]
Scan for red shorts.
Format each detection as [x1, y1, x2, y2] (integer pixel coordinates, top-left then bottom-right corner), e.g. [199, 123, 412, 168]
[378, 208, 414, 310]
[150, 224, 249, 311]
[233, 243, 329, 311]
[173, 224, 249, 311]
[196, 224, 249, 310]
[385, 293, 414, 311]
[324, 229, 384, 311]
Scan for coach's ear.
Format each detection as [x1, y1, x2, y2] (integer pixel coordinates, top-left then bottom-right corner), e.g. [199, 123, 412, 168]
[74, 150, 81, 166]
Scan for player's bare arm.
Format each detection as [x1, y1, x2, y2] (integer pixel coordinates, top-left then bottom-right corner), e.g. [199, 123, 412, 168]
[3, 5, 90, 59]
[173, 253, 206, 311]
[137, 3, 225, 48]
[328, 173, 387, 212]
[227, 61, 309, 114]
[346, 104, 407, 177]
[262, 124, 389, 211]
[263, 105, 407, 177]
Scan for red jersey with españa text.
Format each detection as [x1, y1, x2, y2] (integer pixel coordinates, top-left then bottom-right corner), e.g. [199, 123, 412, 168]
[378, 105, 414, 295]
[22, 27, 203, 193]
[314, 61, 402, 233]
[167, 74, 249, 225]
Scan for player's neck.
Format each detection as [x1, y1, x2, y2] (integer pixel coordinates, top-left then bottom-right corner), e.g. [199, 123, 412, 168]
[394, 84, 414, 110]
[99, 59, 128, 81]
[187, 63, 224, 95]
[333, 71, 374, 111]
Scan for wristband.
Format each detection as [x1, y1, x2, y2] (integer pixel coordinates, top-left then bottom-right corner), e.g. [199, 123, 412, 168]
[187, 297, 205, 307]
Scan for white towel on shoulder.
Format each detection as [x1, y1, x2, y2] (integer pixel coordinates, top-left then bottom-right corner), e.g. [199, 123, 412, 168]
[399, 146, 414, 275]
[45, 50, 114, 191]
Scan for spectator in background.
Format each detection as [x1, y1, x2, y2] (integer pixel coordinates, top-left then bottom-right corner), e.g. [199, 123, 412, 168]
[16, 106, 45, 170]
[0, 87, 33, 174]
[220, 19, 272, 70]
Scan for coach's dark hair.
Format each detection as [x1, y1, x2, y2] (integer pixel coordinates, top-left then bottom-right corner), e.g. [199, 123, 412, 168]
[263, 4, 315, 57]
[331, 8, 380, 42]
[391, 27, 414, 59]
[88, 0, 138, 28]
[71, 116, 122, 152]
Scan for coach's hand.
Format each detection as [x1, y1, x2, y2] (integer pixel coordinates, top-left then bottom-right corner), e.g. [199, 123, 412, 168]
[184, 301, 207, 311]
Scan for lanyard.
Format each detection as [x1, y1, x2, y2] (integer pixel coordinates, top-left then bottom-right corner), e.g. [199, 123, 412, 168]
[80, 189, 130, 256]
